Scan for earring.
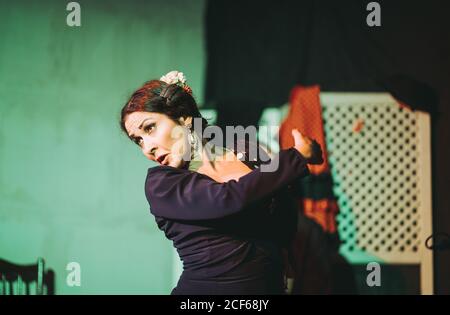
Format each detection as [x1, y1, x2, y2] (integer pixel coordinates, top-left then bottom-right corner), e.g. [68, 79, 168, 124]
[186, 123, 199, 152]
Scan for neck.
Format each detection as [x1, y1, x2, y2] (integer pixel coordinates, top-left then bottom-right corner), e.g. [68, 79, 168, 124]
[187, 136, 231, 173]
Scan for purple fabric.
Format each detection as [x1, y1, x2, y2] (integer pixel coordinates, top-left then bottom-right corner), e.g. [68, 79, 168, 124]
[144, 146, 310, 295]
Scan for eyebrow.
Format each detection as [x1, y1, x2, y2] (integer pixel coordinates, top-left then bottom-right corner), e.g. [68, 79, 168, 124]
[139, 118, 152, 129]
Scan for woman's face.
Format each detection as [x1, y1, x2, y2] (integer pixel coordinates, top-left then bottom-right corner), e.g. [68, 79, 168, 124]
[124, 111, 190, 168]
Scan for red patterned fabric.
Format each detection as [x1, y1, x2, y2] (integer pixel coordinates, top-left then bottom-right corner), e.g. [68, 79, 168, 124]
[279, 85, 339, 233]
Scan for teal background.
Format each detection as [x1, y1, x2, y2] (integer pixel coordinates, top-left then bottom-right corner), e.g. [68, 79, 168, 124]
[0, 0, 206, 294]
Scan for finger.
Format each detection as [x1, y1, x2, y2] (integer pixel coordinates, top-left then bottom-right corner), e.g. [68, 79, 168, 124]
[291, 129, 302, 146]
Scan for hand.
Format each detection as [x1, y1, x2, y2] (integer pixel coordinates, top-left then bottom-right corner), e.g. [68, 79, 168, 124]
[291, 129, 324, 165]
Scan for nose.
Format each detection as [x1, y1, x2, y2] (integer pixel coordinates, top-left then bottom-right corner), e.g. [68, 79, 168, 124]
[141, 138, 157, 160]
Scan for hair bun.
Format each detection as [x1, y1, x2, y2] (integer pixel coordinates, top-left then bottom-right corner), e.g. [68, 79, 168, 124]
[159, 84, 179, 102]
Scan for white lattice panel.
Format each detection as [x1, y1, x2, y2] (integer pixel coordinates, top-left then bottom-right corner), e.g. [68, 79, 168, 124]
[320, 93, 433, 293]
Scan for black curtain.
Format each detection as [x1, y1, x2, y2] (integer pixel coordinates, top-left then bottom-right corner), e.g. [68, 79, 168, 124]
[205, 0, 450, 294]
[205, 0, 447, 112]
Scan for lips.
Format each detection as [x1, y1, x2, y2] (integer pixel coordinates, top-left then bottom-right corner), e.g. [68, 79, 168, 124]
[157, 153, 169, 165]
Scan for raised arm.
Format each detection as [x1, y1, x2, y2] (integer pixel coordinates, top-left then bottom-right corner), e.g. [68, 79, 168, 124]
[144, 147, 310, 221]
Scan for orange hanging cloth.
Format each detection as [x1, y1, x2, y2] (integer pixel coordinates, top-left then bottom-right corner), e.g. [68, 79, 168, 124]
[279, 85, 339, 234]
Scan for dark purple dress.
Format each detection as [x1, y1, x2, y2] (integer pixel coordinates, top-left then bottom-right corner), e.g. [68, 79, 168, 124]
[144, 143, 310, 295]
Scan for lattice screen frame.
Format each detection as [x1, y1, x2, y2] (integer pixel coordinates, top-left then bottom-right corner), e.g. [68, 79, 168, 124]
[320, 92, 433, 294]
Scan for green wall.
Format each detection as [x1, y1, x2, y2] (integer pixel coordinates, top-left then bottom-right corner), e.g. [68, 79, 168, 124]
[0, 0, 206, 294]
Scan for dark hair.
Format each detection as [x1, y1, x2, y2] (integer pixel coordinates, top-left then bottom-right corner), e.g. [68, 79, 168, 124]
[120, 80, 208, 142]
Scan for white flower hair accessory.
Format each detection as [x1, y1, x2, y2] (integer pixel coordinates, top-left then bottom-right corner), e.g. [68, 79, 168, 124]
[160, 70, 192, 95]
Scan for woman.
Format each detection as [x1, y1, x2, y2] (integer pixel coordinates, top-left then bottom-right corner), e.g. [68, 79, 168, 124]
[120, 71, 323, 295]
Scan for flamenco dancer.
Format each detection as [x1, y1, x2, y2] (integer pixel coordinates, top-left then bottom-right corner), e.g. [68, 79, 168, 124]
[120, 71, 323, 295]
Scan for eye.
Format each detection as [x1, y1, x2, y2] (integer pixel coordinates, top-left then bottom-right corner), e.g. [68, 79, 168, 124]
[144, 123, 155, 134]
[133, 137, 143, 146]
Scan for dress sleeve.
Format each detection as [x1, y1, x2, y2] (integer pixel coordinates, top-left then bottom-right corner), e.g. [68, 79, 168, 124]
[144, 148, 310, 220]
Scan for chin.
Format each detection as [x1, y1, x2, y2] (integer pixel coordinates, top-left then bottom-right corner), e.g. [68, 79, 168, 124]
[167, 156, 185, 169]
